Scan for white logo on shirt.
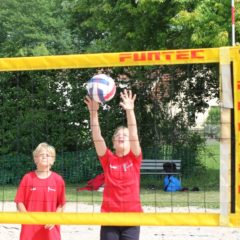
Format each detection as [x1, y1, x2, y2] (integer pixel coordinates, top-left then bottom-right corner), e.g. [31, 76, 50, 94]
[30, 187, 37, 191]
[48, 186, 56, 192]
[123, 163, 133, 172]
[110, 163, 133, 171]
[110, 164, 118, 169]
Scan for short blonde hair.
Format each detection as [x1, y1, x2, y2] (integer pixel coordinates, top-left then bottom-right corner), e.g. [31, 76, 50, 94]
[33, 142, 56, 161]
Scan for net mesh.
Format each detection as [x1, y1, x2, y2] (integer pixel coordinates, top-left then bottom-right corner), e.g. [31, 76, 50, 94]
[0, 64, 221, 214]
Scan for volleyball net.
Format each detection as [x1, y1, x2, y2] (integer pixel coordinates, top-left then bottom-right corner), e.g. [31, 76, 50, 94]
[0, 47, 240, 227]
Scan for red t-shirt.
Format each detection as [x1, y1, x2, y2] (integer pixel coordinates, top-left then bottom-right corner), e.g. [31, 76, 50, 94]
[15, 171, 66, 240]
[99, 149, 143, 213]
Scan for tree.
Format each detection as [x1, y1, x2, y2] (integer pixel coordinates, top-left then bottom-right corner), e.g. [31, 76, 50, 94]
[0, 0, 77, 156]
[170, 0, 232, 47]
[64, 0, 183, 52]
[204, 106, 221, 139]
[0, 0, 74, 57]
[64, 0, 237, 52]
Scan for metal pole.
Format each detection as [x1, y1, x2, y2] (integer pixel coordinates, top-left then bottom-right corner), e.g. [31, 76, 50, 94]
[232, 0, 236, 45]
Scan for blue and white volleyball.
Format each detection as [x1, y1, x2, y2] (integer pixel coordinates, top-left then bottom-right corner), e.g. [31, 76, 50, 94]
[86, 74, 116, 103]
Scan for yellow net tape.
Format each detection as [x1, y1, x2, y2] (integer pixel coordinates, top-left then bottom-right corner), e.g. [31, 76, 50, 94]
[0, 48, 220, 71]
[0, 212, 219, 226]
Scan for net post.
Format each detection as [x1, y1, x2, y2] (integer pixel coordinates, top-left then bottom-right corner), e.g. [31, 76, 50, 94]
[219, 47, 233, 226]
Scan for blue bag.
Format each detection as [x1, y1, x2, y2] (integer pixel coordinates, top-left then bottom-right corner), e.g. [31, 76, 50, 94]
[163, 175, 182, 192]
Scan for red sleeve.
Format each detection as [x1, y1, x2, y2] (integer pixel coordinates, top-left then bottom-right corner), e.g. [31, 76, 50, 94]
[14, 175, 27, 203]
[98, 148, 112, 169]
[129, 150, 142, 163]
[57, 175, 66, 207]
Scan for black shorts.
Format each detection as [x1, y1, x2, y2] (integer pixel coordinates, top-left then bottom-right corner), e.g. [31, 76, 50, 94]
[100, 226, 140, 240]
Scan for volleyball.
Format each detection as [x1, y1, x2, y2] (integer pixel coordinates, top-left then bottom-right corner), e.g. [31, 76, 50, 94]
[86, 74, 116, 103]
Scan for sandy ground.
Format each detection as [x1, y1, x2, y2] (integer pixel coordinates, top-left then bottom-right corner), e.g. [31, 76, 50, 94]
[0, 202, 239, 240]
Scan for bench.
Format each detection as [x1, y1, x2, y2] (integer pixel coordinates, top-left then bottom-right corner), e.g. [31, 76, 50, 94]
[140, 159, 181, 177]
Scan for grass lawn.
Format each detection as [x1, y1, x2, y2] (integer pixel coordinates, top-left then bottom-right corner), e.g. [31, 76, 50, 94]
[199, 140, 220, 170]
[73, 188, 219, 209]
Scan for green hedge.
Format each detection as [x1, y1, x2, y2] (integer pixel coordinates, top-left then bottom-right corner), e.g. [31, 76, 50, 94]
[0, 136, 208, 186]
[0, 149, 101, 185]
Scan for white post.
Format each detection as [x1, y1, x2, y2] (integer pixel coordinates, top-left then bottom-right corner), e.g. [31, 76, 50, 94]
[219, 47, 233, 226]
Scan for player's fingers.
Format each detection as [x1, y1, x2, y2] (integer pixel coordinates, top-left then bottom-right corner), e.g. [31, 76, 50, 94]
[120, 91, 125, 99]
[119, 102, 125, 109]
[84, 96, 90, 104]
[128, 90, 132, 99]
[84, 99, 88, 105]
[85, 95, 92, 102]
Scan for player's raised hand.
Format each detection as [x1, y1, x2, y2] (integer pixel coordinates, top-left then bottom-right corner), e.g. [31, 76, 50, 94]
[84, 95, 99, 112]
[120, 89, 136, 110]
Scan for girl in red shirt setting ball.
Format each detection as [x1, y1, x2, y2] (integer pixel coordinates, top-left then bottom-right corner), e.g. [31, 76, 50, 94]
[85, 89, 143, 240]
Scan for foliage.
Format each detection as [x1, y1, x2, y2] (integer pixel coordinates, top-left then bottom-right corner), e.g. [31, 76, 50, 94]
[170, 0, 232, 47]
[0, 0, 230, 185]
[204, 106, 221, 139]
[0, 0, 73, 57]
[0, 70, 91, 154]
[205, 106, 220, 125]
[64, 0, 187, 52]
[64, 0, 237, 51]
[0, 149, 101, 184]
